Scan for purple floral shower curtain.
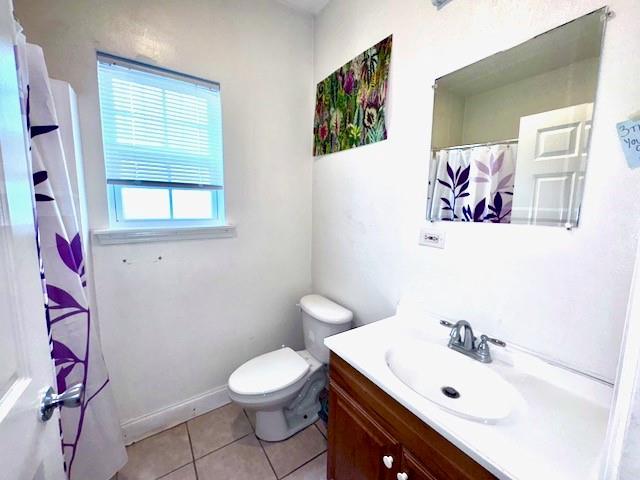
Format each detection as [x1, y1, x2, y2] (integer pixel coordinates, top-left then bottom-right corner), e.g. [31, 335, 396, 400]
[430, 144, 517, 223]
[16, 38, 127, 479]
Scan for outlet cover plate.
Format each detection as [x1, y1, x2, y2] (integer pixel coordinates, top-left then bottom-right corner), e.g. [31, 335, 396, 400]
[419, 228, 445, 249]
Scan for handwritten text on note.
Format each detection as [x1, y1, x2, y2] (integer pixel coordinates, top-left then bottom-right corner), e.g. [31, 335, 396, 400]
[617, 120, 640, 168]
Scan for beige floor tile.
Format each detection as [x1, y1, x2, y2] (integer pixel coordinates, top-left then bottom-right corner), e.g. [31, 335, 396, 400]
[188, 402, 253, 458]
[159, 463, 197, 480]
[187, 403, 253, 458]
[195, 435, 276, 480]
[244, 408, 257, 430]
[315, 419, 327, 438]
[261, 426, 327, 478]
[118, 424, 192, 480]
[282, 453, 327, 480]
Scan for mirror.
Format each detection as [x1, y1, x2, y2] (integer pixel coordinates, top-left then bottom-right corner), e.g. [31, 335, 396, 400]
[427, 9, 607, 227]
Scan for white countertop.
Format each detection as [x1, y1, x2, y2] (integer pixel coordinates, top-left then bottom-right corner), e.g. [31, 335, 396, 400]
[324, 314, 612, 480]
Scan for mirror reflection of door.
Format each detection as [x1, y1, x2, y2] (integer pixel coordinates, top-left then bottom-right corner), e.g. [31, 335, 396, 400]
[511, 103, 593, 226]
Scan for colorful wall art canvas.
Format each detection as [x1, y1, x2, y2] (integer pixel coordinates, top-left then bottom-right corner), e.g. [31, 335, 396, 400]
[313, 35, 392, 156]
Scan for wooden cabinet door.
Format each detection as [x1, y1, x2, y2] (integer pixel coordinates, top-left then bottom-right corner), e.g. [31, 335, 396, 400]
[328, 382, 400, 480]
[398, 448, 437, 480]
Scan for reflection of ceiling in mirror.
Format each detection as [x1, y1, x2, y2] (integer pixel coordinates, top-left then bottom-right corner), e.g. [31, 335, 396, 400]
[437, 9, 605, 97]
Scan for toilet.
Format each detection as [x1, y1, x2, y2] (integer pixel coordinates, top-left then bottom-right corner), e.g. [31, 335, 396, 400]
[228, 294, 352, 442]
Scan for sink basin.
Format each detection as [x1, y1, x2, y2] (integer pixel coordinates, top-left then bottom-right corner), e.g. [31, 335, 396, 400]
[386, 339, 520, 422]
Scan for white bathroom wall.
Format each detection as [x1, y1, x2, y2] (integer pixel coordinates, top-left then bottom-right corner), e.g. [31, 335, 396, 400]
[431, 86, 464, 149]
[461, 57, 600, 144]
[620, 376, 640, 478]
[15, 0, 314, 434]
[313, 0, 640, 381]
[432, 57, 600, 148]
[602, 238, 640, 478]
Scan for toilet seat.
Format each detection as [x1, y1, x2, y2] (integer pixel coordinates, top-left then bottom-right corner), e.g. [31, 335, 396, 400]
[228, 347, 310, 396]
[228, 348, 325, 441]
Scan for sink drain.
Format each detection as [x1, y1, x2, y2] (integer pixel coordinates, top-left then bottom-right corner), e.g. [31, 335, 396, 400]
[441, 386, 460, 399]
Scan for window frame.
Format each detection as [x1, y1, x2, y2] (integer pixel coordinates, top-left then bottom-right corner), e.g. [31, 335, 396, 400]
[107, 184, 225, 228]
[97, 52, 226, 229]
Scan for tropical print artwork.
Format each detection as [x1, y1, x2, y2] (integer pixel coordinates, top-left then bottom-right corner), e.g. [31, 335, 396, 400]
[313, 35, 392, 155]
[429, 144, 517, 223]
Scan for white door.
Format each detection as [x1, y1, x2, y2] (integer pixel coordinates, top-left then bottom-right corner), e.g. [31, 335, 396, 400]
[0, 1, 66, 479]
[512, 103, 593, 227]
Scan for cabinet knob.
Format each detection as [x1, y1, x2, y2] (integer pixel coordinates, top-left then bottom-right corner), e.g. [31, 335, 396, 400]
[382, 455, 394, 469]
[397, 473, 408, 480]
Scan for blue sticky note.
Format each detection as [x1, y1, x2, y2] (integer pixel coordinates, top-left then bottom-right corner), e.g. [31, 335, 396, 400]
[617, 120, 640, 168]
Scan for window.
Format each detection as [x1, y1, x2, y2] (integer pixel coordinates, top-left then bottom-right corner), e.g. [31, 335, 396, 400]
[97, 53, 225, 228]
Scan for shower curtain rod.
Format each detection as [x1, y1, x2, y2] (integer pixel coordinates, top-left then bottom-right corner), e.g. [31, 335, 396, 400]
[431, 138, 519, 151]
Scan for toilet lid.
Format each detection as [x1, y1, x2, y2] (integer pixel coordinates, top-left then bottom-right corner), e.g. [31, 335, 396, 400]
[228, 347, 310, 396]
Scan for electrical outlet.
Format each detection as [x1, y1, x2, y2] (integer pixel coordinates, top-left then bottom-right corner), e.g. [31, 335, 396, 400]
[419, 228, 445, 249]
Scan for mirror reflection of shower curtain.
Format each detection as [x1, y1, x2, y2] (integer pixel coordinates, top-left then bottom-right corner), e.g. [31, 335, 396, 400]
[429, 144, 517, 223]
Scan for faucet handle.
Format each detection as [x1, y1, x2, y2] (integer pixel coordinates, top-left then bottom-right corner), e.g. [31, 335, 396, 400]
[475, 334, 506, 363]
[440, 319, 461, 346]
[479, 334, 506, 348]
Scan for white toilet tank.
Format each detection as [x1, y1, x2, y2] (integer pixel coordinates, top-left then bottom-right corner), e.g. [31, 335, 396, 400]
[300, 294, 353, 364]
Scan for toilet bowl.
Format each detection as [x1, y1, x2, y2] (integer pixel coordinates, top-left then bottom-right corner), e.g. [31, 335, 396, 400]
[228, 294, 352, 442]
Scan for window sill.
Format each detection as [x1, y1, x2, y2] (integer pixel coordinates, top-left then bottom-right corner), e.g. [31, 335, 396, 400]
[92, 224, 236, 245]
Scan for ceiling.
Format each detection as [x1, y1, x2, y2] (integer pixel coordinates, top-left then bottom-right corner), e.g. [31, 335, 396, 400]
[275, 0, 330, 15]
[437, 8, 605, 97]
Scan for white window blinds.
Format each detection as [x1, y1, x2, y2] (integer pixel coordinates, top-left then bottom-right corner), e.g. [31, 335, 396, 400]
[97, 53, 224, 190]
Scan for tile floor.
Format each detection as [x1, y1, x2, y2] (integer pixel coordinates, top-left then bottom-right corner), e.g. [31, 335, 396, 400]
[116, 403, 327, 480]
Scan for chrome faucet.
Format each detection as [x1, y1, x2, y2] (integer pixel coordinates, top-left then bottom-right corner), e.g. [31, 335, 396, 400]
[439, 320, 505, 363]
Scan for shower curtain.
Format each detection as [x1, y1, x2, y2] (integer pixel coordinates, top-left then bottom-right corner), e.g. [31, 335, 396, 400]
[430, 144, 517, 223]
[16, 38, 127, 479]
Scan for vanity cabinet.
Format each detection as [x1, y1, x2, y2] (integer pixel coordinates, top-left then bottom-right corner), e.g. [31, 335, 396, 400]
[329, 383, 399, 480]
[327, 353, 496, 480]
[399, 449, 437, 480]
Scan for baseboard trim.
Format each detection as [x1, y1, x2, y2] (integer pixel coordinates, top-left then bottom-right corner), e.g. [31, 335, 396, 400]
[121, 385, 230, 445]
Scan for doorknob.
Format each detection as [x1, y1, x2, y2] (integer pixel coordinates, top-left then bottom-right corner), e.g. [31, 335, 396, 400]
[40, 383, 84, 421]
[382, 455, 393, 469]
[397, 473, 409, 480]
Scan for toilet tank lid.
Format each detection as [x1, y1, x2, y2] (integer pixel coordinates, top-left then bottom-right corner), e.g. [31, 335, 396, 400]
[300, 294, 353, 325]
